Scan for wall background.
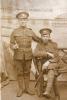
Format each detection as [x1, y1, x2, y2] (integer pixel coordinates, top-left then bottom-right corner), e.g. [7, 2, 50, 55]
[1, 0, 67, 81]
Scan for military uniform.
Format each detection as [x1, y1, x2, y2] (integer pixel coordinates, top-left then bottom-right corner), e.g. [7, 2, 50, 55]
[33, 28, 60, 98]
[34, 40, 60, 70]
[10, 12, 42, 97]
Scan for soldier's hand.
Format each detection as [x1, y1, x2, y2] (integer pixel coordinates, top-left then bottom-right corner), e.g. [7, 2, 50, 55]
[42, 66, 48, 73]
[47, 52, 54, 58]
[42, 61, 50, 71]
[13, 43, 19, 49]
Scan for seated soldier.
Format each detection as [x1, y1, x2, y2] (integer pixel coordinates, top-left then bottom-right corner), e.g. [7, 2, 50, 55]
[33, 28, 60, 99]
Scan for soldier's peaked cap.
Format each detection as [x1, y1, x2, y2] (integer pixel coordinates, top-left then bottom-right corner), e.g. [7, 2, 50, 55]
[16, 12, 29, 19]
[39, 28, 52, 34]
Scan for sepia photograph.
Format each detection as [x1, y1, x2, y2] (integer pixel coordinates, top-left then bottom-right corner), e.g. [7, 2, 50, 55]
[0, 0, 67, 100]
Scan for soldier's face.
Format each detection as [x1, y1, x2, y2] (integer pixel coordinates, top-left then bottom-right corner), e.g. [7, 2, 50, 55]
[41, 31, 50, 44]
[18, 18, 28, 27]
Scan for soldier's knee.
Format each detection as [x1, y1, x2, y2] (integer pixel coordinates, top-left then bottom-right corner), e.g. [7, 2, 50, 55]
[48, 70, 55, 79]
[24, 72, 30, 78]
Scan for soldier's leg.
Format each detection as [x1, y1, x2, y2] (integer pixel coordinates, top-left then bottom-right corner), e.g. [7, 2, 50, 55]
[43, 69, 55, 98]
[14, 60, 24, 97]
[24, 60, 34, 95]
[53, 77, 60, 100]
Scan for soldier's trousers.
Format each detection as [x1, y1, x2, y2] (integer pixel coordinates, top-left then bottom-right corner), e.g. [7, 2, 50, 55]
[45, 69, 59, 97]
[14, 59, 32, 91]
[45, 70, 55, 94]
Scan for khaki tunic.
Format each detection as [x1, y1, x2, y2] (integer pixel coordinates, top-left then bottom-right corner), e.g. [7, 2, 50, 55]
[34, 40, 60, 70]
[10, 26, 41, 60]
[10, 26, 42, 76]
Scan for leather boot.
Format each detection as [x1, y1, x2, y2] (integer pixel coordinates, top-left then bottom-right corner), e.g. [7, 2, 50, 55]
[43, 70, 55, 98]
[24, 77, 35, 95]
[16, 76, 24, 97]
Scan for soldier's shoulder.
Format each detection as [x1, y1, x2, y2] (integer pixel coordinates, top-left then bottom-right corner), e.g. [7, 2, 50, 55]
[12, 28, 20, 35]
[27, 28, 34, 35]
[50, 40, 57, 46]
[52, 41, 57, 46]
[12, 28, 19, 33]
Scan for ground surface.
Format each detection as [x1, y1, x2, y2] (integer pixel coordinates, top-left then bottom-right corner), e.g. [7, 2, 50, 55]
[1, 81, 67, 100]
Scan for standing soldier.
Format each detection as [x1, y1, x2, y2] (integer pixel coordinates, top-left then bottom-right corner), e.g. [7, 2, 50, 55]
[33, 28, 60, 99]
[10, 12, 43, 97]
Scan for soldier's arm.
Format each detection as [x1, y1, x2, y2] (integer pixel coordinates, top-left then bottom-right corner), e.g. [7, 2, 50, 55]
[53, 42, 59, 55]
[49, 42, 60, 62]
[10, 31, 18, 50]
[33, 44, 48, 59]
[32, 32, 43, 43]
